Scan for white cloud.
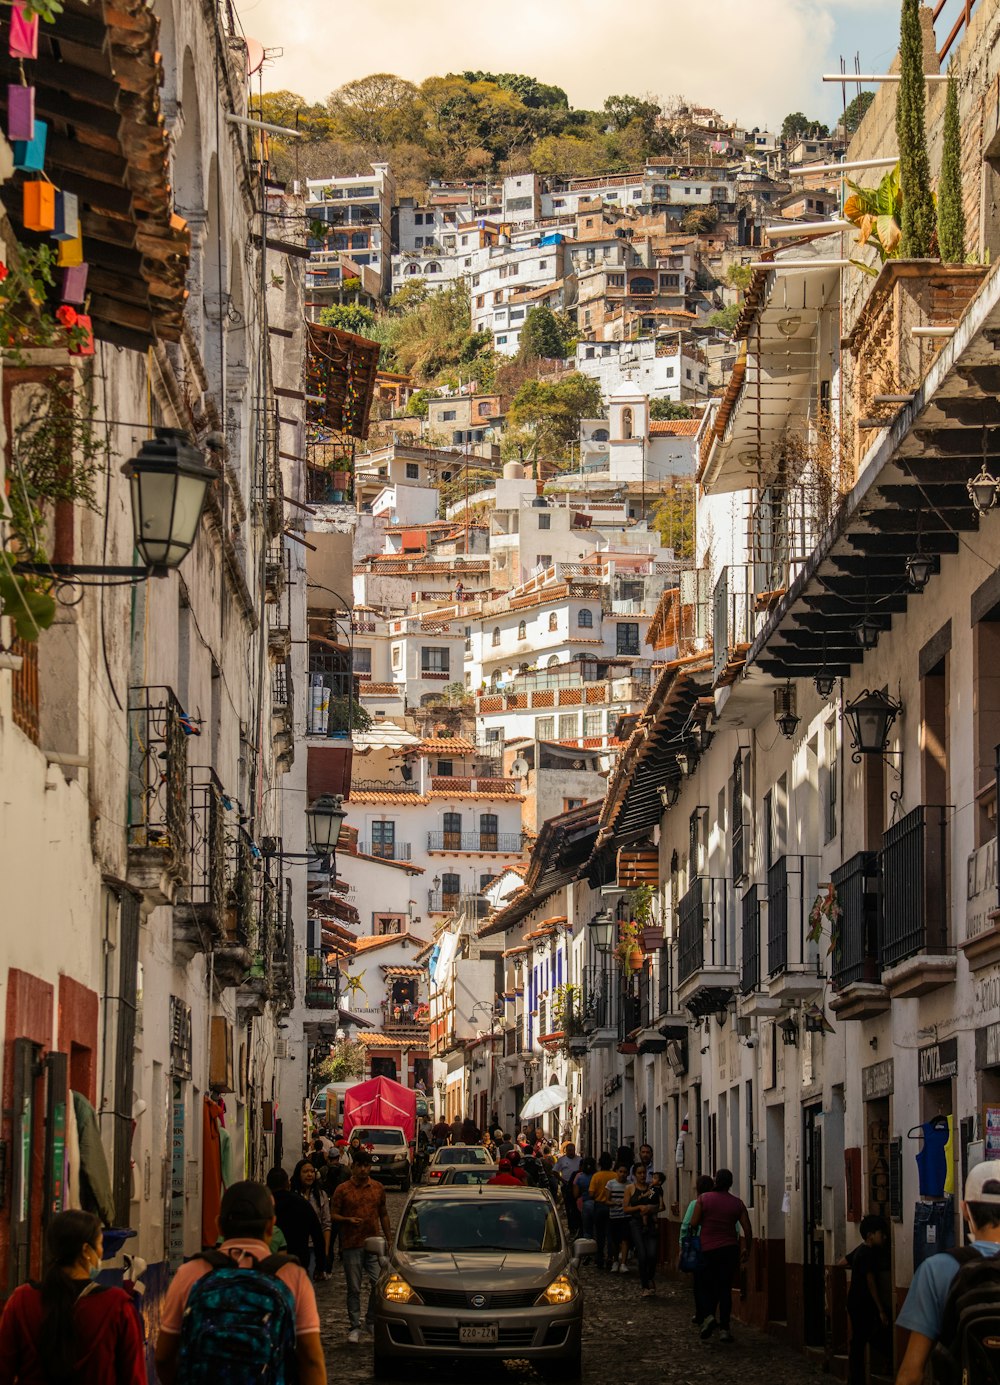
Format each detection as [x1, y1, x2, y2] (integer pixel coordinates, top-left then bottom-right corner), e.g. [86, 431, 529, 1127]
[238, 0, 898, 128]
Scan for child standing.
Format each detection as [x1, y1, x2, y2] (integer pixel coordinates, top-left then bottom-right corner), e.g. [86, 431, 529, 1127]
[607, 1163, 632, 1272]
[846, 1214, 890, 1385]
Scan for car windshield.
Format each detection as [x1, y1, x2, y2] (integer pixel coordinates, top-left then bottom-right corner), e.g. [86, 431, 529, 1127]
[400, 1198, 561, 1253]
[435, 1146, 489, 1164]
[353, 1128, 405, 1146]
[445, 1168, 494, 1184]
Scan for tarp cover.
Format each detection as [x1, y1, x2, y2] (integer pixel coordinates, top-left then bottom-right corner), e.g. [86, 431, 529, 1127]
[342, 1076, 417, 1142]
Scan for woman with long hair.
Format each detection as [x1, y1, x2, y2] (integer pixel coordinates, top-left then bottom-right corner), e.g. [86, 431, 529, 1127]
[623, 1162, 661, 1297]
[0, 1209, 146, 1384]
[291, 1158, 332, 1277]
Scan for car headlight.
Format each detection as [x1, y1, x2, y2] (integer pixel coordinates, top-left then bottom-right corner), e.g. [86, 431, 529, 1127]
[382, 1273, 421, 1304]
[538, 1276, 576, 1305]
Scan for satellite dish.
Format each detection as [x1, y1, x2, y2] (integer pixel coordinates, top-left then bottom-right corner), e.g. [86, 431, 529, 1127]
[245, 37, 266, 76]
[510, 757, 529, 779]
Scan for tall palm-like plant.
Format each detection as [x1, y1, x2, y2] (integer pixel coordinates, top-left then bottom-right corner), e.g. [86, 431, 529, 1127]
[896, 0, 935, 257]
[937, 77, 966, 262]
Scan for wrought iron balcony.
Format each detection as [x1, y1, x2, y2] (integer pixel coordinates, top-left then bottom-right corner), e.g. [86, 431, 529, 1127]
[740, 885, 762, 995]
[712, 564, 754, 686]
[358, 841, 412, 861]
[426, 831, 524, 853]
[428, 890, 460, 913]
[831, 852, 881, 990]
[878, 805, 954, 995]
[127, 686, 190, 897]
[305, 951, 341, 1010]
[677, 877, 736, 1016]
[766, 854, 822, 992]
[351, 778, 420, 795]
[581, 963, 620, 1040]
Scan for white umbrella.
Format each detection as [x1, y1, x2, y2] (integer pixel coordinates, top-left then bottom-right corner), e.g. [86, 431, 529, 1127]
[519, 1084, 568, 1121]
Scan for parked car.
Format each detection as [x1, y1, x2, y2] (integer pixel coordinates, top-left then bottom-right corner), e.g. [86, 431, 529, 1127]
[349, 1126, 412, 1190]
[436, 1164, 497, 1186]
[422, 1145, 495, 1184]
[370, 1186, 593, 1380]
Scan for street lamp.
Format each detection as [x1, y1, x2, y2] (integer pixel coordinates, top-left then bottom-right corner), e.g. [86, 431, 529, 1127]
[905, 552, 935, 592]
[774, 682, 800, 740]
[854, 615, 882, 650]
[306, 794, 347, 855]
[589, 908, 615, 952]
[813, 670, 836, 699]
[15, 428, 216, 583]
[657, 781, 680, 809]
[842, 688, 902, 761]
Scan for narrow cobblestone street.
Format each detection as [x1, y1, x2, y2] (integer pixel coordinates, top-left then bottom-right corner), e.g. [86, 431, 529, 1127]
[317, 1193, 825, 1384]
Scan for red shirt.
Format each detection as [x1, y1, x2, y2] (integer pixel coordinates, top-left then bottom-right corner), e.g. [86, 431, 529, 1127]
[487, 1172, 524, 1186]
[0, 1282, 146, 1385]
[698, 1190, 746, 1252]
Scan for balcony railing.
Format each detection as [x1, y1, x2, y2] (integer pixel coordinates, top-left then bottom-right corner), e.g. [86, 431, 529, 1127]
[677, 877, 730, 984]
[351, 779, 420, 795]
[740, 885, 762, 994]
[618, 987, 643, 1043]
[184, 767, 230, 924]
[383, 1000, 429, 1028]
[428, 776, 521, 794]
[582, 964, 619, 1031]
[306, 670, 356, 738]
[305, 950, 340, 1010]
[10, 636, 38, 743]
[427, 831, 523, 853]
[358, 841, 412, 861]
[831, 851, 881, 990]
[657, 941, 679, 1018]
[127, 686, 189, 861]
[879, 805, 950, 969]
[712, 564, 754, 685]
[766, 854, 821, 978]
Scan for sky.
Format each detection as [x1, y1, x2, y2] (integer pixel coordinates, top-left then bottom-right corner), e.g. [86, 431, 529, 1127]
[236, 0, 911, 131]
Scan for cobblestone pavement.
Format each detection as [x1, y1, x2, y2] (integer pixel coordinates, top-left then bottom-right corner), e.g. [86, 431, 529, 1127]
[317, 1192, 825, 1384]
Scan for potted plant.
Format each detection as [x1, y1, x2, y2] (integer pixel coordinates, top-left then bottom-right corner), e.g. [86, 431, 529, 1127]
[613, 918, 644, 974]
[628, 883, 662, 950]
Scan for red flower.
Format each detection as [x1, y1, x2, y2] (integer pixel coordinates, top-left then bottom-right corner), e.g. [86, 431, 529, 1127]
[55, 305, 77, 328]
[0, 263, 8, 281]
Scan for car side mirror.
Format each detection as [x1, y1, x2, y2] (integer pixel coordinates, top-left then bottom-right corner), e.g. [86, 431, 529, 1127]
[572, 1237, 597, 1262]
[365, 1236, 388, 1257]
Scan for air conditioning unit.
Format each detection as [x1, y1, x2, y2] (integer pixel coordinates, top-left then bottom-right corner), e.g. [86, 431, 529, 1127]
[275, 1039, 289, 1060]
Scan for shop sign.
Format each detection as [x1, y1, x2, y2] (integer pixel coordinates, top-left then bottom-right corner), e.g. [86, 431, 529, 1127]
[967, 837, 998, 941]
[975, 1022, 1000, 1071]
[862, 1058, 894, 1101]
[918, 1037, 958, 1085]
[975, 968, 1000, 1021]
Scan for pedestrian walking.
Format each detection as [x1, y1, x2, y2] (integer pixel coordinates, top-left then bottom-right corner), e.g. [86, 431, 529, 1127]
[689, 1168, 753, 1343]
[573, 1156, 597, 1238]
[624, 1163, 661, 1296]
[843, 1215, 890, 1385]
[630, 1142, 654, 1182]
[554, 1142, 583, 1235]
[330, 1151, 392, 1345]
[0, 1210, 146, 1385]
[607, 1162, 632, 1272]
[154, 1179, 326, 1385]
[265, 1167, 326, 1279]
[487, 1157, 524, 1186]
[895, 1160, 1000, 1384]
[291, 1158, 331, 1277]
[589, 1153, 617, 1271]
[679, 1175, 714, 1320]
[430, 1118, 450, 1147]
[340, 1133, 363, 1168]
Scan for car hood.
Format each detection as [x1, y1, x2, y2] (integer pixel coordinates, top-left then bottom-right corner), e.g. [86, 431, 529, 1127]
[393, 1250, 565, 1285]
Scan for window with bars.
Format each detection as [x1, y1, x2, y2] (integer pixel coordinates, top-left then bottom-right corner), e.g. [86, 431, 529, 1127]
[732, 751, 746, 882]
[558, 713, 578, 740]
[536, 717, 555, 740]
[584, 712, 603, 738]
[616, 623, 640, 655]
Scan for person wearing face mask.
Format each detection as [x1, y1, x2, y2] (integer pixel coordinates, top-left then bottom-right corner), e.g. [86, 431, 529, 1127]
[895, 1160, 1000, 1385]
[0, 1210, 146, 1384]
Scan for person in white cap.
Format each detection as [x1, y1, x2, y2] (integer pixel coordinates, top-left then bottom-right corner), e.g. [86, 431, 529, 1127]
[895, 1159, 1000, 1384]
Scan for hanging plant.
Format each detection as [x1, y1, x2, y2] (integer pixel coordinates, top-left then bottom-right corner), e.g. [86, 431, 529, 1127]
[0, 245, 92, 363]
[613, 918, 643, 973]
[807, 883, 842, 956]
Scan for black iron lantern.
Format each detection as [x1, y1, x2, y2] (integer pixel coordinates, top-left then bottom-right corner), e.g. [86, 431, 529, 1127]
[306, 793, 347, 855]
[842, 688, 902, 759]
[968, 465, 1000, 515]
[814, 670, 836, 699]
[658, 781, 680, 809]
[854, 614, 882, 650]
[774, 682, 799, 740]
[589, 908, 615, 952]
[778, 1015, 799, 1046]
[124, 428, 217, 572]
[905, 552, 935, 592]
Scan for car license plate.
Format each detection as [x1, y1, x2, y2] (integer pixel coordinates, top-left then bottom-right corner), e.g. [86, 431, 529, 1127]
[459, 1323, 498, 1344]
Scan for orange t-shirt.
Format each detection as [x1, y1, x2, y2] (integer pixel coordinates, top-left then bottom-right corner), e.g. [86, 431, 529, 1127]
[158, 1240, 320, 1336]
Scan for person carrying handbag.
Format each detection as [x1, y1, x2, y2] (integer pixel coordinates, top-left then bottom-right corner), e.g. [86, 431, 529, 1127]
[678, 1175, 714, 1320]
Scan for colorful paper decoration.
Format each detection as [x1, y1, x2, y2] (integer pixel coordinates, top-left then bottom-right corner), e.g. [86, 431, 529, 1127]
[69, 313, 94, 356]
[7, 84, 35, 142]
[13, 117, 46, 172]
[9, 5, 39, 60]
[23, 180, 55, 232]
[57, 230, 83, 267]
[60, 263, 89, 304]
[53, 191, 79, 241]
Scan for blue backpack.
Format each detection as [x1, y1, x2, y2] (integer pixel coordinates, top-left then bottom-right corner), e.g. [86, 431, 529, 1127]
[178, 1249, 298, 1384]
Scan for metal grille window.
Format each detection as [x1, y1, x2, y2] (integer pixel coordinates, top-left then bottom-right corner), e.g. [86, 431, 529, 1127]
[616, 622, 640, 655]
[536, 717, 555, 740]
[731, 751, 746, 883]
[584, 712, 603, 738]
[558, 713, 577, 740]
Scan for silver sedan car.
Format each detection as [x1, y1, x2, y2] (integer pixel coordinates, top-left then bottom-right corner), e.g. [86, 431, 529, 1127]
[370, 1186, 593, 1381]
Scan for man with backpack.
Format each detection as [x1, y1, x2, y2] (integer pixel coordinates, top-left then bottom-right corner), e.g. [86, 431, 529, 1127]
[154, 1179, 326, 1384]
[896, 1159, 1000, 1384]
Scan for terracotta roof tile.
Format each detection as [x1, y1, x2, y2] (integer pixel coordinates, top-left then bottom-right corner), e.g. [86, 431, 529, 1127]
[356, 1030, 430, 1046]
[354, 931, 429, 953]
[649, 419, 700, 437]
[348, 792, 431, 806]
[427, 790, 525, 802]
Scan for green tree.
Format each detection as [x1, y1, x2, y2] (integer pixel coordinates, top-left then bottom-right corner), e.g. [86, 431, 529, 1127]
[404, 387, 435, 418]
[726, 262, 755, 292]
[529, 132, 613, 178]
[707, 303, 741, 333]
[896, 0, 935, 258]
[603, 93, 660, 132]
[649, 398, 694, 420]
[328, 73, 420, 153]
[518, 305, 570, 361]
[507, 374, 603, 457]
[652, 479, 695, 560]
[937, 77, 965, 263]
[389, 279, 431, 313]
[461, 72, 569, 111]
[319, 302, 377, 335]
[313, 1037, 365, 1086]
[255, 90, 337, 140]
[842, 90, 875, 136]
[781, 112, 830, 141]
[682, 204, 720, 233]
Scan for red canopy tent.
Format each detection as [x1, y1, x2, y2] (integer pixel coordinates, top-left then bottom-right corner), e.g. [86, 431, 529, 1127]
[342, 1076, 417, 1143]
